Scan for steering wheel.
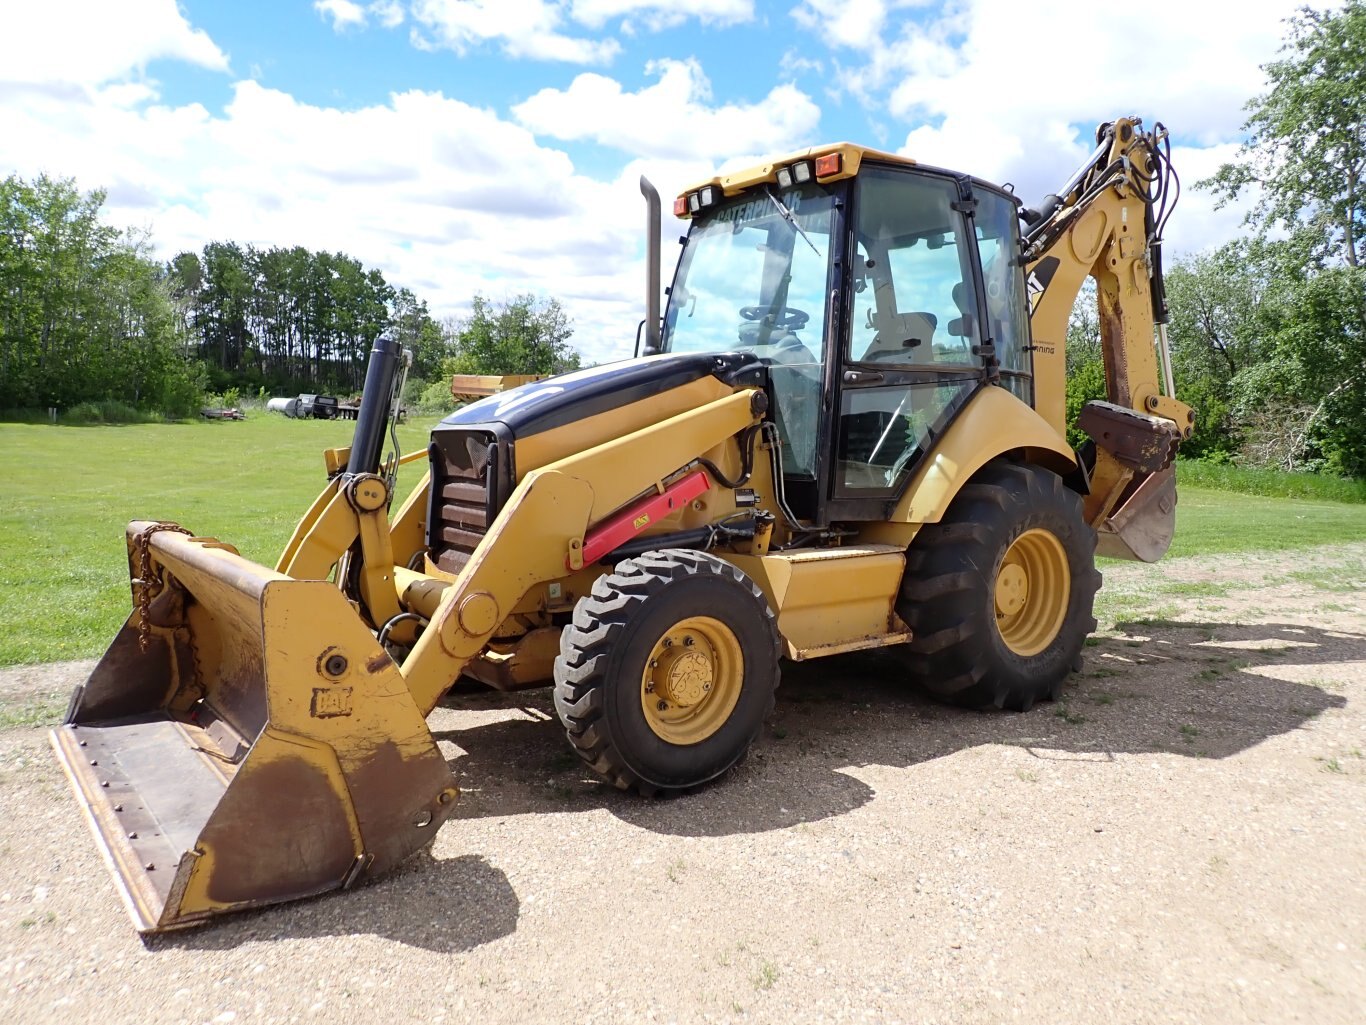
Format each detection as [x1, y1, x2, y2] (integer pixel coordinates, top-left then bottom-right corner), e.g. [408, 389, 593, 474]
[739, 305, 810, 331]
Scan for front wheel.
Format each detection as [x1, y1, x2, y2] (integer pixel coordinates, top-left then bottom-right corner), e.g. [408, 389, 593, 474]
[895, 462, 1100, 711]
[553, 550, 780, 795]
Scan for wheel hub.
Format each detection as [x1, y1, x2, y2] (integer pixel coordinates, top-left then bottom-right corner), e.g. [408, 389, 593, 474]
[653, 647, 713, 706]
[640, 617, 743, 745]
[995, 563, 1028, 616]
[994, 528, 1071, 657]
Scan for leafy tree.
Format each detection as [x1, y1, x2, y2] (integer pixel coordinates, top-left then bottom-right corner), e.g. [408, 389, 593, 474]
[0, 174, 200, 413]
[444, 293, 582, 377]
[1204, 1, 1366, 269]
[1162, 243, 1278, 459]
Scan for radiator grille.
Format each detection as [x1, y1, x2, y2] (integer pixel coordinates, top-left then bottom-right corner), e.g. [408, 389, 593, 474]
[429, 430, 501, 575]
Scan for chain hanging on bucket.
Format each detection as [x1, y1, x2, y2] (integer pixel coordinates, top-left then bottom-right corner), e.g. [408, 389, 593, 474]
[131, 522, 192, 652]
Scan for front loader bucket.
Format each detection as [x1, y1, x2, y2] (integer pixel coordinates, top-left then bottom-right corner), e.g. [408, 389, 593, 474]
[50, 522, 458, 933]
[1095, 466, 1177, 563]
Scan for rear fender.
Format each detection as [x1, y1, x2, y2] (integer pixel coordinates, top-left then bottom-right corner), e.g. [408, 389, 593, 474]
[890, 386, 1075, 525]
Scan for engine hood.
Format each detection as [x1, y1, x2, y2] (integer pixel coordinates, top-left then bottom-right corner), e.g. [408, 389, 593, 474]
[435, 350, 765, 440]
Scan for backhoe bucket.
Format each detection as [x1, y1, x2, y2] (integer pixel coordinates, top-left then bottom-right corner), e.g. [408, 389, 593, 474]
[1095, 466, 1177, 563]
[50, 522, 458, 933]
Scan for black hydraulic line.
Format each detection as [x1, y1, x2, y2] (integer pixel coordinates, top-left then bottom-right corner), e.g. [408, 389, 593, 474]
[697, 423, 761, 489]
[377, 611, 428, 656]
[347, 336, 403, 477]
[605, 517, 758, 562]
[761, 421, 806, 532]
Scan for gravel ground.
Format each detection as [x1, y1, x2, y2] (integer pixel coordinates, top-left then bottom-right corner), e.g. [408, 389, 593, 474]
[1, 545, 1363, 1025]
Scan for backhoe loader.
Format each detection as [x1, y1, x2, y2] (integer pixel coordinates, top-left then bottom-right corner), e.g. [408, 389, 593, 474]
[52, 116, 1193, 932]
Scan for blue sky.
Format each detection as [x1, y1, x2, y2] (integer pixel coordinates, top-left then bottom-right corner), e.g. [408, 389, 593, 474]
[0, 0, 1307, 364]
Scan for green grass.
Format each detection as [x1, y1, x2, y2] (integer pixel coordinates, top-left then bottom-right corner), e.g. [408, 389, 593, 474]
[1162, 487, 1366, 559]
[0, 415, 437, 667]
[5, 418, 1366, 667]
[1177, 460, 1366, 503]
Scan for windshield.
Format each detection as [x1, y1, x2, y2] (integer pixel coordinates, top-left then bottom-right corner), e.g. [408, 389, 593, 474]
[662, 183, 836, 476]
[663, 183, 834, 360]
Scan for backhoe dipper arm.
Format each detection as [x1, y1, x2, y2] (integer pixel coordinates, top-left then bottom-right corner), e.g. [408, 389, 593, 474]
[1021, 117, 1195, 562]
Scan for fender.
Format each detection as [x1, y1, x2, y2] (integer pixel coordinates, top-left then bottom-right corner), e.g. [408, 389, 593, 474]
[891, 386, 1075, 526]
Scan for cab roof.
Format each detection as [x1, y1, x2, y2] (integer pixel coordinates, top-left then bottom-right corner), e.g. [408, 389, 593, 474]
[678, 142, 915, 201]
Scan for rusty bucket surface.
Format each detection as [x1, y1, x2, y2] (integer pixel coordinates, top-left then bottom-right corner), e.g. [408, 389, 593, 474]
[1095, 466, 1178, 563]
[51, 522, 458, 933]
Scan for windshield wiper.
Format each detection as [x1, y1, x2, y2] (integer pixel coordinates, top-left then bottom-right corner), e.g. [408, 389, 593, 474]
[765, 186, 821, 257]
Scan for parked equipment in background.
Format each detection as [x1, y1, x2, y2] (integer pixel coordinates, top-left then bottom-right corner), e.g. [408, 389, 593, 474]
[337, 396, 406, 422]
[266, 394, 340, 419]
[54, 116, 1192, 933]
[450, 374, 544, 403]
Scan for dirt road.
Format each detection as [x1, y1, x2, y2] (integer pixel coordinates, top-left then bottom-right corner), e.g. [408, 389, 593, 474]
[1, 546, 1363, 1024]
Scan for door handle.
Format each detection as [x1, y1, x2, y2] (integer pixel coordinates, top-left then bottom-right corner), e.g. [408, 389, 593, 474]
[843, 370, 884, 384]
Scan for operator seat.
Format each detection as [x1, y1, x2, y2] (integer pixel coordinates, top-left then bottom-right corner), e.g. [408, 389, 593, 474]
[862, 310, 937, 361]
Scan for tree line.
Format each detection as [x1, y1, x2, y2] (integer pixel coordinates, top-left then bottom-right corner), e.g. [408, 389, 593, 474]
[0, 174, 581, 416]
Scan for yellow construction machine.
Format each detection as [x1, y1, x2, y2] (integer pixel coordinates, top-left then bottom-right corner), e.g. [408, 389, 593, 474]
[53, 116, 1192, 932]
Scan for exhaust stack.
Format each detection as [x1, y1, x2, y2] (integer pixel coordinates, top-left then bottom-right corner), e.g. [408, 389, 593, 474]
[640, 176, 662, 355]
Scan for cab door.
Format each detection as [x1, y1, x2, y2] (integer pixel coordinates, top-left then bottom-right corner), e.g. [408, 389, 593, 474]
[825, 166, 988, 519]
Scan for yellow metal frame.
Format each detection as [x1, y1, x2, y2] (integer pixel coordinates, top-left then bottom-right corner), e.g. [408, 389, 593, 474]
[402, 389, 764, 714]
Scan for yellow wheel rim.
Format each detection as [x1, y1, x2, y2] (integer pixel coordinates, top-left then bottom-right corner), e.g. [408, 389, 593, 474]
[640, 616, 744, 745]
[994, 528, 1070, 657]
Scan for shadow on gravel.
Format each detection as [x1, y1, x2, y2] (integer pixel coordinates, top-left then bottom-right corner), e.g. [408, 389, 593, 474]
[432, 619, 1355, 837]
[128, 620, 1357, 952]
[145, 853, 519, 954]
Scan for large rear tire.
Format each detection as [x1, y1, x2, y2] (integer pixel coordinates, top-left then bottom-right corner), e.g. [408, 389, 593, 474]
[895, 461, 1100, 711]
[553, 550, 780, 795]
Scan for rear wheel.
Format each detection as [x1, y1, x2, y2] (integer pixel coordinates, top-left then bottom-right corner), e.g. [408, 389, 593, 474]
[553, 550, 780, 795]
[895, 462, 1100, 711]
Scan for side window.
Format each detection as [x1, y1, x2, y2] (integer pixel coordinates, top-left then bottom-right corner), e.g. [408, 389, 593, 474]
[848, 169, 979, 367]
[836, 383, 974, 493]
[974, 191, 1033, 402]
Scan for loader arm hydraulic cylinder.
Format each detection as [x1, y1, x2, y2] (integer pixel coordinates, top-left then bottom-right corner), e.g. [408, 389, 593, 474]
[348, 336, 404, 477]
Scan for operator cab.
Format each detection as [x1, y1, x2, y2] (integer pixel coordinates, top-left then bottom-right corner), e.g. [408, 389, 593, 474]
[658, 148, 1032, 525]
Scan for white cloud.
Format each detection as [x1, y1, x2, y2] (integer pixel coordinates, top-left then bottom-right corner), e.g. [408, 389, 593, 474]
[0, 65, 727, 363]
[793, 0, 1301, 255]
[0, 0, 228, 89]
[571, 0, 754, 31]
[315, 0, 407, 32]
[410, 0, 620, 64]
[372, 1, 407, 29]
[790, 0, 932, 53]
[315, 0, 367, 31]
[513, 58, 822, 161]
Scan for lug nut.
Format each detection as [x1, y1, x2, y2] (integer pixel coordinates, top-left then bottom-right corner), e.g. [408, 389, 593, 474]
[657, 700, 668, 711]
[684, 637, 694, 647]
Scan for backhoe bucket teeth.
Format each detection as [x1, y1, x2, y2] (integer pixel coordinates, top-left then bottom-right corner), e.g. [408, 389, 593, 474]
[50, 522, 458, 933]
[1095, 466, 1177, 563]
